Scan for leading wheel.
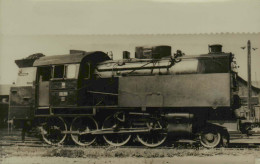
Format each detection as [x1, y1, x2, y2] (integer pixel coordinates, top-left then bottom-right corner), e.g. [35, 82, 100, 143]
[200, 129, 221, 148]
[41, 117, 67, 145]
[137, 119, 167, 147]
[70, 116, 98, 146]
[102, 114, 131, 146]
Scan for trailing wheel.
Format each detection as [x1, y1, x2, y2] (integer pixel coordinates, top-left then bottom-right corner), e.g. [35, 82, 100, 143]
[70, 116, 98, 146]
[222, 134, 229, 147]
[137, 119, 167, 147]
[41, 117, 67, 145]
[102, 113, 131, 146]
[200, 129, 221, 148]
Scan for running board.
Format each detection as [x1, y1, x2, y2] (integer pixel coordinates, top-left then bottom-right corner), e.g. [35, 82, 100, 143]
[229, 134, 260, 144]
[61, 128, 165, 135]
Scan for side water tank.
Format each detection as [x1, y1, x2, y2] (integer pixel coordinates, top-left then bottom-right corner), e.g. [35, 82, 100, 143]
[135, 45, 171, 59]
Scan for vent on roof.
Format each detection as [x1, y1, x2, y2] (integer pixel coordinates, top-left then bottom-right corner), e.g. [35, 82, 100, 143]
[70, 50, 86, 55]
[135, 45, 171, 59]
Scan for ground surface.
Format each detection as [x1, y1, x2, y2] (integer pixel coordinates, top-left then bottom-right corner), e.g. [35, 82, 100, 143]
[1, 128, 260, 164]
[1, 156, 260, 164]
[1, 146, 260, 164]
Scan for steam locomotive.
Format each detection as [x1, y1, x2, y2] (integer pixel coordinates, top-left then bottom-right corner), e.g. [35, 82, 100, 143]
[9, 44, 242, 148]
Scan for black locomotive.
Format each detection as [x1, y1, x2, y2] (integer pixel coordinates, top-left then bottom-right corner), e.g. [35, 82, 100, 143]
[9, 44, 243, 148]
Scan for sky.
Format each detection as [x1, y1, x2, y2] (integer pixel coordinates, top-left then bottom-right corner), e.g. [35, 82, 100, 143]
[0, 0, 260, 84]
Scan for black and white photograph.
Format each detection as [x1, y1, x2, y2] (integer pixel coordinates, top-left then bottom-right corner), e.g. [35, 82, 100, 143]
[0, 0, 260, 164]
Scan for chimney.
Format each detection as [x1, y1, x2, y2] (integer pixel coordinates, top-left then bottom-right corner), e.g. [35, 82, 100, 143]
[209, 44, 222, 53]
[123, 51, 130, 59]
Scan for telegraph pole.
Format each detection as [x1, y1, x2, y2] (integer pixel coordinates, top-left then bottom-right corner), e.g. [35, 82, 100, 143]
[241, 40, 258, 120]
[247, 40, 252, 118]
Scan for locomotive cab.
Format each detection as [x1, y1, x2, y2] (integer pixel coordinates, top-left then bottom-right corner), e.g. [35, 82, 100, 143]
[33, 51, 111, 111]
[37, 64, 79, 107]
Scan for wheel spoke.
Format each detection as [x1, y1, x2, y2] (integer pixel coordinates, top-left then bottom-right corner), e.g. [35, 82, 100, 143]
[74, 135, 79, 142]
[41, 117, 67, 145]
[137, 119, 167, 147]
[70, 117, 98, 146]
[102, 114, 131, 147]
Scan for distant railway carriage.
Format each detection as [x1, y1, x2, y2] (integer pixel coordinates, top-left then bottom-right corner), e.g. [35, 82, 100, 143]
[9, 44, 247, 148]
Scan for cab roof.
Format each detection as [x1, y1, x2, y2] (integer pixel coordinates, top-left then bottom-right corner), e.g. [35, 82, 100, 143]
[33, 51, 110, 66]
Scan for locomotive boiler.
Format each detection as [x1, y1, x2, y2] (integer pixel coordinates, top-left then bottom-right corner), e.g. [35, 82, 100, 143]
[8, 44, 241, 148]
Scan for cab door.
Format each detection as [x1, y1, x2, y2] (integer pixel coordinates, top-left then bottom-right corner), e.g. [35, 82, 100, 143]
[37, 67, 52, 106]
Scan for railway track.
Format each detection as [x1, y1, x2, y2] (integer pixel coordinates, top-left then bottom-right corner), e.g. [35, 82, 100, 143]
[1, 128, 260, 150]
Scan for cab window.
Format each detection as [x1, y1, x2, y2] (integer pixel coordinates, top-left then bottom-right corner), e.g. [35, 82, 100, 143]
[53, 65, 65, 78]
[52, 64, 78, 79]
[38, 67, 52, 82]
[65, 64, 77, 79]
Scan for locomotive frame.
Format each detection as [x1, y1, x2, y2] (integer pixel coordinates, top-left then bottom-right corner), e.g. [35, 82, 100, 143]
[8, 45, 246, 148]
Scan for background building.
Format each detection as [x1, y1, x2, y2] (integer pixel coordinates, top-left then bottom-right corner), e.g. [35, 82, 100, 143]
[236, 76, 260, 122]
[0, 84, 11, 127]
